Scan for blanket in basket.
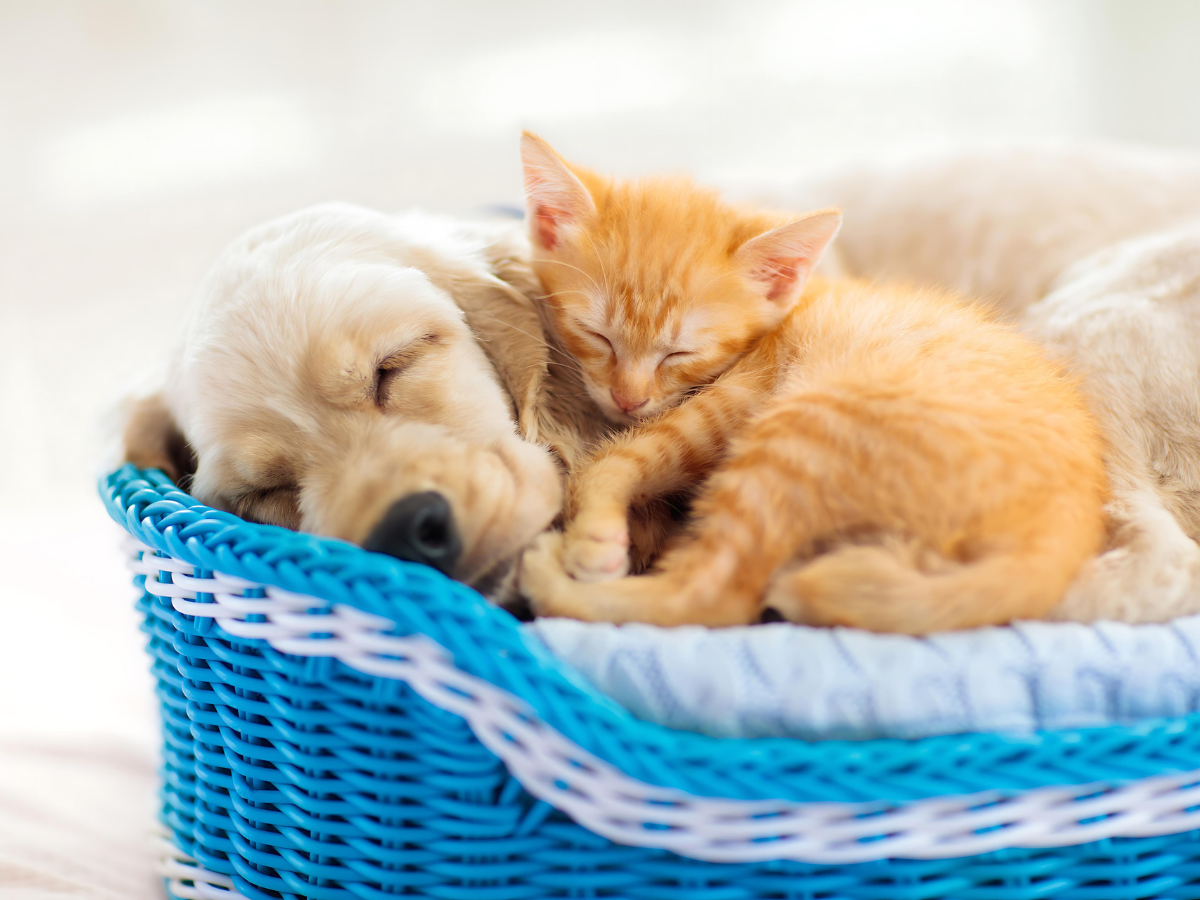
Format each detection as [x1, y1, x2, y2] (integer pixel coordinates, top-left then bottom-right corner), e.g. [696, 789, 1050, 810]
[530, 615, 1200, 740]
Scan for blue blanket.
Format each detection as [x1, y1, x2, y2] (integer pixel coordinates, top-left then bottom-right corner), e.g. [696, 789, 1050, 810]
[527, 616, 1200, 739]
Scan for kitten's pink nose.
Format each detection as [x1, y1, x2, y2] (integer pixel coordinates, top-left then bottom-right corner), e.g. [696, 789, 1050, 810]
[611, 388, 649, 413]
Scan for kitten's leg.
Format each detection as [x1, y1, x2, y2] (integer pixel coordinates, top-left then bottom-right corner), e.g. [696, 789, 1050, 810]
[626, 496, 687, 573]
[523, 532, 686, 622]
[563, 362, 772, 582]
[525, 401, 842, 625]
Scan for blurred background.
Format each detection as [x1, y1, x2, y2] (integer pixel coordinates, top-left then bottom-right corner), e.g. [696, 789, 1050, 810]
[3, 1, 1200, 894]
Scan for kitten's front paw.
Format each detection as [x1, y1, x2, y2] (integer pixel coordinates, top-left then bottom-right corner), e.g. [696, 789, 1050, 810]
[562, 516, 630, 582]
[519, 531, 577, 618]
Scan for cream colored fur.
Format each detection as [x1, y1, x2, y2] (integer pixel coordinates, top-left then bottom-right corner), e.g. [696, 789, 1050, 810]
[1032, 226, 1200, 622]
[742, 143, 1200, 623]
[122, 202, 596, 601]
[733, 143, 1200, 317]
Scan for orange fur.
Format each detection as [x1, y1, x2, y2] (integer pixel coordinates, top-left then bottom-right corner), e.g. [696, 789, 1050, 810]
[518, 134, 1108, 633]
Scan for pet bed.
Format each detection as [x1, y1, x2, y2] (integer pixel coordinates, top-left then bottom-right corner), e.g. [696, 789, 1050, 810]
[104, 464, 1200, 900]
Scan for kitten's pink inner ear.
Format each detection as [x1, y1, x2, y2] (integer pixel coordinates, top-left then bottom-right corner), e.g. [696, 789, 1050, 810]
[737, 211, 842, 303]
[757, 257, 806, 301]
[528, 198, 569, 251]
[520, 133, 594, 252]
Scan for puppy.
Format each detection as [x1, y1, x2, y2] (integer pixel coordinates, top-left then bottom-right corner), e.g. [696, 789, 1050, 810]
[123, 202, 600, 602]
[1029, 223, 1200, 621]
[731, 142, 1200, 318]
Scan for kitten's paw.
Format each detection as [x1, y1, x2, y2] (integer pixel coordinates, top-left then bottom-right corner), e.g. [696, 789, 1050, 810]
[519, 532, 580, 618]
[562, 517, 630, 582]
[762, 563, 817, 625]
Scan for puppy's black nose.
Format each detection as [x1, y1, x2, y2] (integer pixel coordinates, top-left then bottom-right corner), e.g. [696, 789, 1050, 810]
[363, 491, 462, 576]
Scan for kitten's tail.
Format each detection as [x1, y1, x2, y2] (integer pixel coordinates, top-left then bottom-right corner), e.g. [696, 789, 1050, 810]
[766, 540, 1082, 634]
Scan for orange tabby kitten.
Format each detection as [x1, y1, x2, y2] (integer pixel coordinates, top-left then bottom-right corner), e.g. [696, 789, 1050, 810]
[517, 133, 1108, 633]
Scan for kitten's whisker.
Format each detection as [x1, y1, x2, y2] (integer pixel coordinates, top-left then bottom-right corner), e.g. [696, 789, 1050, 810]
[467, 310, 558, 352]
[547, 360, 587, 377]
[461, 308, 590, 378]
[536, 258, 604, 295]
[688, 270, 728, 303]
[541, 289, 594, 301]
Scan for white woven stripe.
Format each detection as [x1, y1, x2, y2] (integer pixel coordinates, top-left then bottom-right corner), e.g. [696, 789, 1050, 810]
[130, 539, 1200, 864]
[157, 834, 248, 900]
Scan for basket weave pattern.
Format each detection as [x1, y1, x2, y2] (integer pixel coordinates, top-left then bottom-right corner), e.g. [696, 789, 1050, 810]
[104, 465, 1200, 899]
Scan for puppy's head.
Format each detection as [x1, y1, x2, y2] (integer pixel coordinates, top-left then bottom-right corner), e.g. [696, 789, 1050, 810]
[125, 203, 562, 599]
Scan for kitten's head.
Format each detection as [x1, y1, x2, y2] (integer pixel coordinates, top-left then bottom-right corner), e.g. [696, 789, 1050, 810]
[520, 132, 840, 424]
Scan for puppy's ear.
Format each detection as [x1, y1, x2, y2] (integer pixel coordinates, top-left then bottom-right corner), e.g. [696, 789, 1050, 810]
[520, 132, 596, 252]
[468, 232, 552, 441]
[422, 216, 584, 466]
[122, 393, 197, 485]
[480, 254, 589, 471]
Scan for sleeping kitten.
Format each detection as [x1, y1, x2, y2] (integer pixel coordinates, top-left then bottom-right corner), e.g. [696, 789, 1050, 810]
[517, 133, 1108, 633]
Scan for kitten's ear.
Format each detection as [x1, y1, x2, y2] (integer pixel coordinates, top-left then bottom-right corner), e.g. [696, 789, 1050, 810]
[735, 210, 842, 305]
[520, 132, 596, 252]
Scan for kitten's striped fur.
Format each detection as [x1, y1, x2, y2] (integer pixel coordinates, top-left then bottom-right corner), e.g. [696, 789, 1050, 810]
[518, 134, 1108, 633]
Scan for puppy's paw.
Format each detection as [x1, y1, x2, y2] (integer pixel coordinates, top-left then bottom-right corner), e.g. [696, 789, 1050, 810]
[562, 516, 631, 582]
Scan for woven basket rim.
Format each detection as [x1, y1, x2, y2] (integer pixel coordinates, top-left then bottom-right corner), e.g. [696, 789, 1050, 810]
[103, 463, 1200, 805]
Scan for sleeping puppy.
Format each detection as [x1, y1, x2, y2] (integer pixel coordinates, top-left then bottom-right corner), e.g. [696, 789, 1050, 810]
[123, 202, 601, 603]
[1030, 223, 1200, 622]
[731, 142, 1200, 318]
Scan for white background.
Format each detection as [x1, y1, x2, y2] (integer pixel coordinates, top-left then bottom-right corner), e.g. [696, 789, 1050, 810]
[1, 1, 1200, 895]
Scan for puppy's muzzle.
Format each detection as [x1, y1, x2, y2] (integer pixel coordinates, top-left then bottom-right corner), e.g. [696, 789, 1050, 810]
[363, 491, 462, 576]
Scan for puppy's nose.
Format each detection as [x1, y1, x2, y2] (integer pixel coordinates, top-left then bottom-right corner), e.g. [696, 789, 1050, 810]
[363, 491, 462, 576]
[611, 388, 649, 413]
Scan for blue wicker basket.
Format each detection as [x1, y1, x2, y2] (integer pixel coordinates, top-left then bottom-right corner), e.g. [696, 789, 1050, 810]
[103, 463, 1200, 900]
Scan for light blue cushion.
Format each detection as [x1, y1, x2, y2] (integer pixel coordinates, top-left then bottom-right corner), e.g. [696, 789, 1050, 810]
[529, 614, 1200, 739]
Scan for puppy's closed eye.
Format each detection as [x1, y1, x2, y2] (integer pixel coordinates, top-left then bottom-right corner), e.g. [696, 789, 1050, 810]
[374, 366, 403, 408]
[374, 334, 439, 409]
[233, 485, 300, 529]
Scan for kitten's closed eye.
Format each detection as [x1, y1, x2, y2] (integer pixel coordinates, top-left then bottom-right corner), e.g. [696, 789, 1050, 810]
[586, 330, 614, 351]
[664, 350, 694, 361]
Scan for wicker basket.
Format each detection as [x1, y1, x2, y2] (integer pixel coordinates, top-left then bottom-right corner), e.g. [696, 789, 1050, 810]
[104, 464, 1200, 900]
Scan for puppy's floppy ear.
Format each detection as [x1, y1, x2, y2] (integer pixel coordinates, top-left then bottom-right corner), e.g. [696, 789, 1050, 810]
[520, 132, 596, 253]
[122, 393, 197, 485]
[736, 209, 842, 307]
[413, 216, 582, 459]
[477, 244, 589, 471]
[466, 230, 552, 442]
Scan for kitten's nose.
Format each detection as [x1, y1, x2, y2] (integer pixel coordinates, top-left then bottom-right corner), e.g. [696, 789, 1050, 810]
[611, 388, 649, 413]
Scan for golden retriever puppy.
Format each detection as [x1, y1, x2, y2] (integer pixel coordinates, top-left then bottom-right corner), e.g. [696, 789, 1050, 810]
[1030, 223, 1200, 622]
[123, 202, 601, 602]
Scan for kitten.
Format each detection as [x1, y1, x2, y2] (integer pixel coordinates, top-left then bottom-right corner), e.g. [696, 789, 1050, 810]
[517, 133, 1108, 633]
